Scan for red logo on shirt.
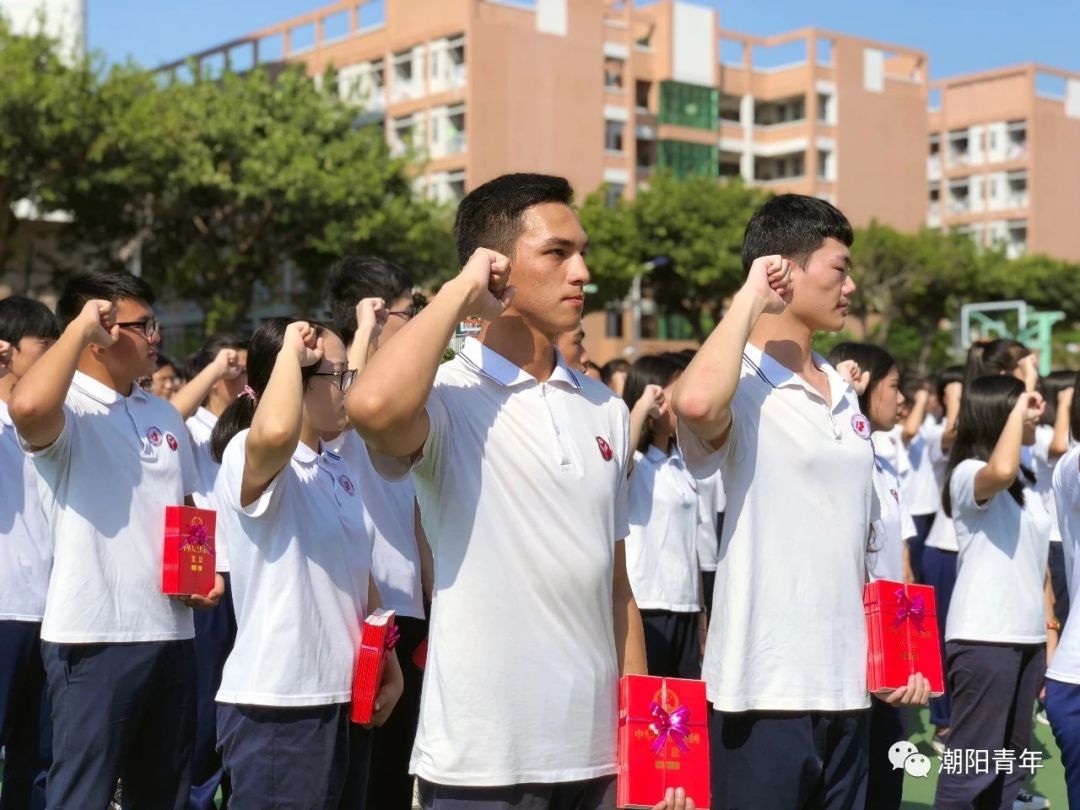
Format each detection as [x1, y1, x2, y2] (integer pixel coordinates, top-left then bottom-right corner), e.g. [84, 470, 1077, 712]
[165, 433, 178, 451]
[596, 437, 613, 461]
[339, 475, 355, 496]
[147, 426, 162, 446]
[850, 414, 872, 439]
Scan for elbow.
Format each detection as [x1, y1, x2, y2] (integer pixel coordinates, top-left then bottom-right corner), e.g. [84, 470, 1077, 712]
[8, 391, 40, 430]
[346, 388, 395, 435]
[672, 386, 712, 425]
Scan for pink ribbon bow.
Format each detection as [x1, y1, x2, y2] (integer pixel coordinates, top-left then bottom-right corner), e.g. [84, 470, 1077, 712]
[893, 588, 925, 632]
[648, 701, 691, 754]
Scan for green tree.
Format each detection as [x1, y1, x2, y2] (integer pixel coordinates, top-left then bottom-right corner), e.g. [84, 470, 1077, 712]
[579, 172, 767, 341]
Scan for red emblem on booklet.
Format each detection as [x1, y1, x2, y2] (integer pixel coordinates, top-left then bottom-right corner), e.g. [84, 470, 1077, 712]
[351, 609, 398, 724]
[618, 675, 710, 809]
[864, 580, 945, 696]
[162, 506, 216, 596]
[596, 436, 613, 461]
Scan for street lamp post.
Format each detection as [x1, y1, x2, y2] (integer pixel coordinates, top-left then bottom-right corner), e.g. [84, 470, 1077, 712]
[629, 256, 670, 358]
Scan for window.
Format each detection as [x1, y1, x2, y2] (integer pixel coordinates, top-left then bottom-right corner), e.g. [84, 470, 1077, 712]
[604, 58, 624, 90]
[635, 80, 651, 111]
[605, 121, 625, 153]
[605, 183, 625, 207]
[816, 93, 833, 123]
[817, 150, 831, 180]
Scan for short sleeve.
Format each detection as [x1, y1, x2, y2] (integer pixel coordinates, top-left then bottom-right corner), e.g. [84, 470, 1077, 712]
[20, 403, 74, 479]
[900, 502, 917, 542]
[677, 413, 736, 480]
[368, 386, 452, 484]
[613, 405, 631, 541]
[1032, 426, 1053, 466]
[1054, 447, 1080, 516]
[217, 430, 287, 520]
[950, 459, 991, 515]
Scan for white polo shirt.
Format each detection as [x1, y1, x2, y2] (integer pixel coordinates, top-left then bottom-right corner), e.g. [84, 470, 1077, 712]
[21, 371, 199, 643]
[696, 469, 724, 573]
[215, 429, 374, 707]
[678, 343, 875, 712]
[324, 429, 424, 620]
[946, 459, 1050, 645]
[904, 417, 946, 517]
[0, 400, 52, 622]
[868, 450, 917, 583]
[626, 445, 702, 611]
[186, 406, 229, 571]
[1032, 424, 1062, 543]
[372, 337, 631, 786]
[1050, 445, 1080, 684]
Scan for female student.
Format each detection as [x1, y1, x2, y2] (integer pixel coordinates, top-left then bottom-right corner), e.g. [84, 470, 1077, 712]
[623, 353, 704, 679]
[933, 376, 1052, 810]
[209, 318, 402, 809]
[829, 342, 916, 810]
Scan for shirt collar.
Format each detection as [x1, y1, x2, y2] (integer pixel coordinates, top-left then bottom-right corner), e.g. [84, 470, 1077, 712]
[293, 440, 319, 465]
[459, 337, 581, 389]
[191, 407, 217, 430]
[71, 370, 147, 406]
[0, 399, 11, 427]
[743, 342, 852, 412]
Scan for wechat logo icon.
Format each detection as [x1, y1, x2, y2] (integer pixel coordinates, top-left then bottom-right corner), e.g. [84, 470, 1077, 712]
[889, 741, 932, 778]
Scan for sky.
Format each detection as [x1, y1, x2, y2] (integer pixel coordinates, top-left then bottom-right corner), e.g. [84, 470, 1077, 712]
[85, 0, 1080, 80]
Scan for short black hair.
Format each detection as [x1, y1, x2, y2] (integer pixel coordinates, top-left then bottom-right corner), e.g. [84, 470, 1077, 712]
[323, 256, 414, 347]
[188, 332, 250, 374]
[741, 194, 854, 272]
[0, 296, 60, 345]
[55, 270, 155, 329]
[155, 353, 176, 372]
[600, 358, 629, 386]
[453, 173, 574, 264]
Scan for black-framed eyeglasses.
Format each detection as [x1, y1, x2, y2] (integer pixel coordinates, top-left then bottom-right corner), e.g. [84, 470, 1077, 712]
[116, 319, 161, 339]
[312, 368, 357, 392]
[387, 308, 415, 322]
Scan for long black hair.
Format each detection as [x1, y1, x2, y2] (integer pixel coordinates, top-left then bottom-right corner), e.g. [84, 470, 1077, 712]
[1038, 370, 1074, 428]
[964, 339, 1030, 389]
[210, 318, 330, 463]
[943, 374, 1033, 517]
[622, 353, 683, 454]
[826, 342, 898, 421]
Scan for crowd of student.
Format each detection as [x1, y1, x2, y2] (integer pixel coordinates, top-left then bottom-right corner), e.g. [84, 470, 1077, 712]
[0, 174, 1077, 810]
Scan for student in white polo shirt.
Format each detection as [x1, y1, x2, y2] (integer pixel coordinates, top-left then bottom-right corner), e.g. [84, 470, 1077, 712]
[828, 341, 918, 810]
[933, 376, 1052, 809]
[348, 173, 694, 810]
[672, 195, 930, 810]
[622, 353, 704, 679]
[323, 255, 432, 810]
[0, 297, 59, 809]
[9, 270, 223, 810]
[1048, 379, 1080, 810]
[209, 317, 402, 809]
[169, 332, 249, 810]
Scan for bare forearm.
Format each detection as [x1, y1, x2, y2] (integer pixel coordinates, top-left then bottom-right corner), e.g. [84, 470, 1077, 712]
[615, 589, 648, 676]
[171, 364, 219, 421]
[248, 350, 304, 461]
[975, 408, 1025, 499]
[902, 393, 929, 443]
[1051, 400, 1071, 459]
[673, 288, 764, 443]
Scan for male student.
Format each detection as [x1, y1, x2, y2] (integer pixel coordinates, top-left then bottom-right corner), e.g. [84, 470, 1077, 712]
[348, 173, 693, 810]
[0, 297, 60, 810]
[673, 195, 931, 810]
[10, 270, 223, 810]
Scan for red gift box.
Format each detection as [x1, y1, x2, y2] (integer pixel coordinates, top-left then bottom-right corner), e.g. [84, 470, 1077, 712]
[351, 609, 398, 724]
[162, 506, 216, 596]
[617, 675, 710, 809]
[864, 580, 945, 696]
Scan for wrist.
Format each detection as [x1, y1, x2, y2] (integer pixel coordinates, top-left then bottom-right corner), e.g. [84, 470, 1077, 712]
[443, 275, 482, 318]
[732, 286, 770, 320]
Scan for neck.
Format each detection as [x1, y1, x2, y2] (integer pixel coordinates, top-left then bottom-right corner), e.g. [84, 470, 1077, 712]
[0, 375, 15, 404]
[207, 391, 231, 417]
[650, 432, 672, 454]
[77, 355, 135, 397]
[299, 420, 322, 453]
[748, 311, 816, 375]
[479, 317, 557, 382]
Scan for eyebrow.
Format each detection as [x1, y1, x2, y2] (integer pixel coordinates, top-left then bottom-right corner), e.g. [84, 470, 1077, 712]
[540, 236, 589, 252]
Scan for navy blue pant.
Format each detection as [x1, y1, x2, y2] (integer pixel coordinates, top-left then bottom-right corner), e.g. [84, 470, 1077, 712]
[42, 639, 196, 810]
[188, 574, 236, 810]
[865, 699, 908, 810]
[921, 546, 957, 729]
[418, 777, 616, 810]
[216, 702, 368, 810]
[1046, 678, 1080, 810]
[640, 610, 701, 680]
[1049, 541, 1071, 626]
[0, 621, 50, 810]
[933, 641, 1043, 810]
[709, 708, 870, 810]
[908, 512, 936, 585]
[365, 615, 426, 810]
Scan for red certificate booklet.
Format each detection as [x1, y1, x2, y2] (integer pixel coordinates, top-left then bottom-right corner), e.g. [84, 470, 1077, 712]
[351, 609, 398, 724]
[864, 580, 945, 696]
[162, 506, 216, 596]
[618, 675, 710, 809]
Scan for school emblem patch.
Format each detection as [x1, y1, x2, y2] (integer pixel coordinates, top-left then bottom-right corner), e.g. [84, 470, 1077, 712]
[850, 414, 872, 439]
[165, 433, 178, 451]
[339, 475, 355, 496]
[147, 426, 163, 446]
[596, 436, 613, 461]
